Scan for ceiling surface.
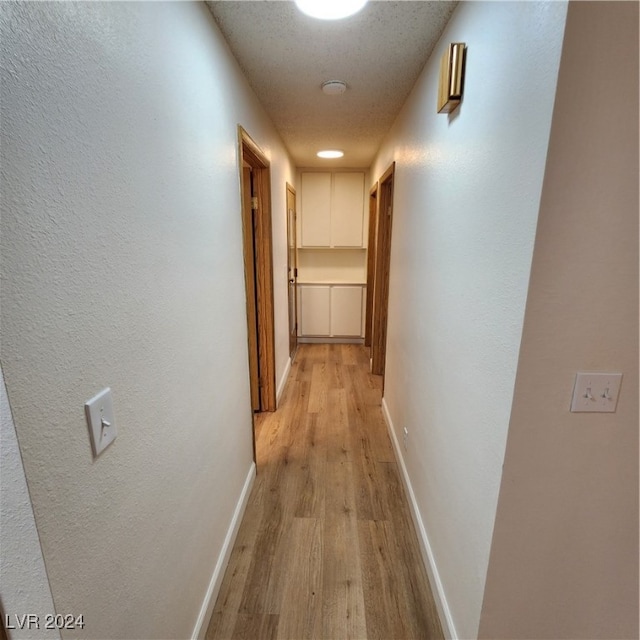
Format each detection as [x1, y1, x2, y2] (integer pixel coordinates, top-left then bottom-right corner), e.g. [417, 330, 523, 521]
[206, 1, 458, 168]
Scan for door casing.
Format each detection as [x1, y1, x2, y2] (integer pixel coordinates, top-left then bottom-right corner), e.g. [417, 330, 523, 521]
[364, 183, 378, 347]
[241, 163, 261, 412]
[371, 162, 395, 388]
[238, 126, 277, 415]
[286, 183, 298, 359]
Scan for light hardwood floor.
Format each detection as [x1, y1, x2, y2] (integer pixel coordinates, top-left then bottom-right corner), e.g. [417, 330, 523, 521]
[206, 344, 443, 640]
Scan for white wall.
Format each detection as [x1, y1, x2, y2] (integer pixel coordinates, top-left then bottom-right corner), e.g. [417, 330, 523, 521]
[479, 3, 639, 638]
[369, 2, 567, 638]
[0, 3, 294, 638]
[1, 368, 59, 640]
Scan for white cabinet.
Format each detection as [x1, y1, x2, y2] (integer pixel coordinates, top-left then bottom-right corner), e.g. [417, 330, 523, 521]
[300, 285, 331, 336]
[300, 173, 331, 247]
[330, 286, 363, 336]
[300, 172, 365, 248]
[298, 284, 365, 338]
[332, 173, 365, 247]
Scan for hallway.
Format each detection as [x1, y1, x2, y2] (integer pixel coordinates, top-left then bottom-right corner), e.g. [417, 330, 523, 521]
[206, 344, 443, 640]
[1, 3, 637, 638]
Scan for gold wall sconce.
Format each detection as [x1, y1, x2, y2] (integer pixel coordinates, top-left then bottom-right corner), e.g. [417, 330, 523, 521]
[437, 43, 466, 114]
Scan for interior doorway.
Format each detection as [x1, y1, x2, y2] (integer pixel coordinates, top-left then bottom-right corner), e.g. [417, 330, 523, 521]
[238, 126, 277, 415]
[371, 162, 395, 387]
[364, 183, 378, 347]
[286, 183, 298, 360]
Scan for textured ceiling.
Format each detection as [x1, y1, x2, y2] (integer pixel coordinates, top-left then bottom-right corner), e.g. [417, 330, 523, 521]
[206, 1, 458, 168]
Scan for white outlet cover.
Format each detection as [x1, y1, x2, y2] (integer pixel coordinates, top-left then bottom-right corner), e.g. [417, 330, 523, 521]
[85, 388, 117, 456]
[570, 373, 622, 413]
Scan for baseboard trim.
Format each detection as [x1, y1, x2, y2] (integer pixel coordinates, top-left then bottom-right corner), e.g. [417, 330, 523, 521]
[297, 337, 364, 345]
[381, 398, 458, 640]
[276, 357, 292, 408]
[192, 462, 256, 640]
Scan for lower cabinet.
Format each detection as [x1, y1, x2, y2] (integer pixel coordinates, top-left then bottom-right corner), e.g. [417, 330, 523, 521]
[300, 285, 331, 336]
[331, 286, 364, 336]
[299, 284, 365, 338]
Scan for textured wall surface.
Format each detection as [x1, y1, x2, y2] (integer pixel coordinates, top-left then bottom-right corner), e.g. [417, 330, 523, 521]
[1, 368, 59, 640]
[479, 3, 639, 638]
[369, 2, 567, 638]
[0, 3, 293, 638]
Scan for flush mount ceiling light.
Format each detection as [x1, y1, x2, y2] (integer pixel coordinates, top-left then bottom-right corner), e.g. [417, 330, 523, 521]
[317, 150, 344, 159]
[322, 80, 347, 95]
[295, 0, 368, 20]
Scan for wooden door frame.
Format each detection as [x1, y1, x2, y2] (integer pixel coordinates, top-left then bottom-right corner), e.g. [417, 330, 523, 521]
[286, 182, 298, 359]
[241, 163, 261, 412]
[371, 162, 395, 381]
[364, 183, 378, 347]
[238, 126, 277, 413]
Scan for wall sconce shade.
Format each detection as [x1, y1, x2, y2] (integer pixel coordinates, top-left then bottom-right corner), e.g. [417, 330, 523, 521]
[437, 43, 466, 114]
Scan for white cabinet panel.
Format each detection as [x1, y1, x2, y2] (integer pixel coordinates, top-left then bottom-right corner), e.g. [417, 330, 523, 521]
[331, 173, 365, 247]
[300, 285, 331, 336]
[299, 284, 365, 338]
[331, 286, 363, 336]
[300, 172, 365, 248]
[301, 173, 331, 247]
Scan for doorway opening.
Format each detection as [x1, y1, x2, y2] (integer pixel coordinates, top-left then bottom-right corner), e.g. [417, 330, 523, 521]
[364, 183, 378, 347]
[370, 162, 395, 389]
[286, 183, 298, 360]
[238, 126, 277, 417]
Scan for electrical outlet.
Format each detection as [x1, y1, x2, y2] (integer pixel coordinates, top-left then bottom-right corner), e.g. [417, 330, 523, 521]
[403, 426, 408, 450]
[85, 388, 117, 457]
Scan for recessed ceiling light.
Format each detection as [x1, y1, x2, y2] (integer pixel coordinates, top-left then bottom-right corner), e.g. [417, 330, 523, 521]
[295, 0, 368, 21]
[322, 80, 347, 95]
[317, 150, 344, 159]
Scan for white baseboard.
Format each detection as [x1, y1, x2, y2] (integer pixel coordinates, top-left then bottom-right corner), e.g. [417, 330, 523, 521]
[381, 399, 458, 640]
[192, 462, 256, 640]
[297, 337, 364, 345]
[276, 357, 292, 408]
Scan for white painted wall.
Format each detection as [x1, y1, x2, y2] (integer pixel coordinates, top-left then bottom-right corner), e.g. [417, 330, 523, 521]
[1, 368, 59, 640]
[479, 3, 639, 638]
[0, 3, 293, 638]
[369, 2, 567, 638]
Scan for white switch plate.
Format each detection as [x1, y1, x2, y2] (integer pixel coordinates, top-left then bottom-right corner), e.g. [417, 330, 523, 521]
[570, 373, 622, 413]
[85, 388, 117, 456]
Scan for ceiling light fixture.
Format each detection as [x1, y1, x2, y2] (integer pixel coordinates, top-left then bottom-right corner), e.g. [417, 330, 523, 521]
[295, 0, 368, 21]
[317, 150, 344, 159]
[322, 80, 347, 95]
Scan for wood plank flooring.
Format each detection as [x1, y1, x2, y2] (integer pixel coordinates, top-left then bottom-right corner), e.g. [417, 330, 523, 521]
[206, 344, 443, 640]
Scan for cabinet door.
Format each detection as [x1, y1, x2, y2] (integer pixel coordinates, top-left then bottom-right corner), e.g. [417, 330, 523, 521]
[300, 285, 331, 336]
[330, 286, 363, 337]
[331, 172, 364, 247]
[301, 173, 331, 247]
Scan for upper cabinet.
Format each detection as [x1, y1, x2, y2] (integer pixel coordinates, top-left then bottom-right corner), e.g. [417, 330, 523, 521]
[300, 172, 332, 246]
[332, 173, 365, 247]
[300, 172, 365, 248]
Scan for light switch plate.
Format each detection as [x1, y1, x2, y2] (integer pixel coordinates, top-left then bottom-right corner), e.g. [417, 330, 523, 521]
[85, 388, 117, 456]
[570, 373, 622, 413]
